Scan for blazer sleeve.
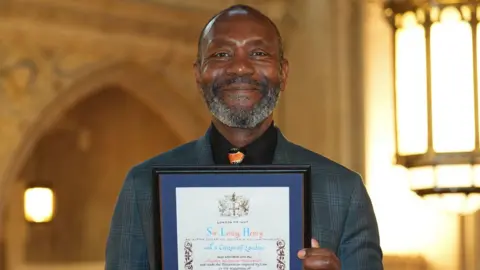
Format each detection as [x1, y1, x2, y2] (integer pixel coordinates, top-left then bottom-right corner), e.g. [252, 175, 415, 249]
[105, 169, 149, 270]
[338, 174, 384, 270]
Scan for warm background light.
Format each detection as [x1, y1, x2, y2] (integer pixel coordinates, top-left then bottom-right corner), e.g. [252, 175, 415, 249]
[394, 6, 480, 215]
[364, 2, 460, 269]
[395, 11, 428, 156]
[430, 7, 475, 153]
[24, 187, 55, 223]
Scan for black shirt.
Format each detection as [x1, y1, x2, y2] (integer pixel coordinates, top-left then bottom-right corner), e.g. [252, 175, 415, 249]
[209, 122, 278, 165]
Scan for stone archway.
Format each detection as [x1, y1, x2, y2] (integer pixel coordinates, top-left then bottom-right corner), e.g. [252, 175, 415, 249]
[0, 62, 209, 209]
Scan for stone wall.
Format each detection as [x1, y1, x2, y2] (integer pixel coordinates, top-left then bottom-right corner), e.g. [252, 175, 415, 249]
[0, 0, 215, 208]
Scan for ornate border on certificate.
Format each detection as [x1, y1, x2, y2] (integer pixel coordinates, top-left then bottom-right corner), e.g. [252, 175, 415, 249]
[277, 239, 286, 270]
[184, 240, 193, 270]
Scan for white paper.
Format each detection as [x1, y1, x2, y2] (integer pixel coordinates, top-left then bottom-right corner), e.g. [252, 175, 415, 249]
[176, 187, 290, 270]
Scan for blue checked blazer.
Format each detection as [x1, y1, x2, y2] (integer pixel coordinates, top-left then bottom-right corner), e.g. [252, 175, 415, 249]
[105, 127, 383, 269]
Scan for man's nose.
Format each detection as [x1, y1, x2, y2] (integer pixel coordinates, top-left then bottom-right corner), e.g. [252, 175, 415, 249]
[226, 53, 254, 75]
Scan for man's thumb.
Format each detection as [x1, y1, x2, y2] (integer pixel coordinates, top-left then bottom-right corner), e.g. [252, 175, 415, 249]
[311, 238, 320, 248]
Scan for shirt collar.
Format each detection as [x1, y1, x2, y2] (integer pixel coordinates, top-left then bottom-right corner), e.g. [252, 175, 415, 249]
[209, 122, 278, 165]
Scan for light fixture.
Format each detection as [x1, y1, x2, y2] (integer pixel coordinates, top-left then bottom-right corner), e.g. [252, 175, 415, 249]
[24, 185, 55, 223]
[384, 0, 480, 215]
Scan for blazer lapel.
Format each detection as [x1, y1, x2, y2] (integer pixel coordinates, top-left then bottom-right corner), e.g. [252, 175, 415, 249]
[272, 127, 293, 165]
[193, 127, 215, 165]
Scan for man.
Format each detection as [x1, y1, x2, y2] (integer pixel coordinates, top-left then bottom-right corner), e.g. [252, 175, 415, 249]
[105, 4, 383, 270]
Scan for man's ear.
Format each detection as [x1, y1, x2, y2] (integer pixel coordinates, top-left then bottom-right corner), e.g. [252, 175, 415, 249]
[193, 60, 202, 88]
[280, 58, 289, 92]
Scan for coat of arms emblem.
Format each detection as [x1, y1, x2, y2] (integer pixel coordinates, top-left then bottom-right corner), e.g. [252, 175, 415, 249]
[218, 192, 249, 217]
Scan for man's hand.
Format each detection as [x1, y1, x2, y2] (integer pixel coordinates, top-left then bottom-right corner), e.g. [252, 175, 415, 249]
[297, 238, 340, 270]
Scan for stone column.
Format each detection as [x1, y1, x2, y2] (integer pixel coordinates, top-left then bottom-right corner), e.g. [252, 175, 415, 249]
[278, 0, 365, 175]
[463, 213, 480, 270]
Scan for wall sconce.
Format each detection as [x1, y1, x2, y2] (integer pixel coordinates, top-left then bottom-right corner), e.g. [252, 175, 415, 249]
[384, 0, 480, 215]
[24, 185, 55, 223]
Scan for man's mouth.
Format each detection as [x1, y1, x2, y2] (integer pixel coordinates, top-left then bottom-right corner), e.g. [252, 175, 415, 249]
[223, 83, 260, 91]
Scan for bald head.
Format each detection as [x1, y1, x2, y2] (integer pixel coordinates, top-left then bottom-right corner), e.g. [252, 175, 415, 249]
[196, 4, 284, 62]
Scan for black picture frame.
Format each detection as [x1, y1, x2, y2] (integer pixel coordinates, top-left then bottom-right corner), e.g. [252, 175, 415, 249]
[152, 165, 312, 270]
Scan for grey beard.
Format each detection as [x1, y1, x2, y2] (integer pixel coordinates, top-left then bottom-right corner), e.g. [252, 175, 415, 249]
[203, 87, 281, 129]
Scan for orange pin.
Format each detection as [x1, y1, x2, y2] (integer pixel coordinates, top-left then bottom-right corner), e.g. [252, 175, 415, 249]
[228, 148, 245, 165]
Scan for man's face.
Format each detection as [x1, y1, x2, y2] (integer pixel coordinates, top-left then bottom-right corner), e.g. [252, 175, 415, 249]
[195, 11, 288, 129]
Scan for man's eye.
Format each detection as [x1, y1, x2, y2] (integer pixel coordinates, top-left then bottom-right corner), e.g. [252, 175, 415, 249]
[252, 51, 267, 56]
[213, 52, 229, 57]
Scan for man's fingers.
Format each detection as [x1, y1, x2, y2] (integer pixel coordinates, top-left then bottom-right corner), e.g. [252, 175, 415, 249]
[303, 255, 341, 270]
[311, 238, 320, 248]
[298, 247, 341, 270]
[297, 249, 307, 259]
[297, 248, 329, 259]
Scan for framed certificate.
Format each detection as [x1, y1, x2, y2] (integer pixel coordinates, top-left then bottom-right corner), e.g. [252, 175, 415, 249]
[152, 165, 312, 270]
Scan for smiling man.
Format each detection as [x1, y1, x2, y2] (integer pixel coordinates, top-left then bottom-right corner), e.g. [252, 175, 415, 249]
[105, 4, 383, 270]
